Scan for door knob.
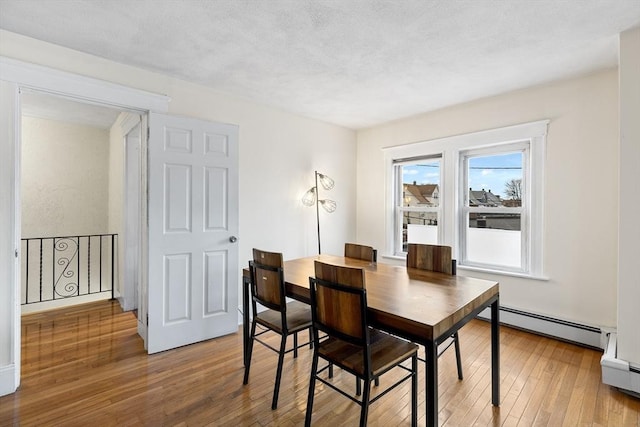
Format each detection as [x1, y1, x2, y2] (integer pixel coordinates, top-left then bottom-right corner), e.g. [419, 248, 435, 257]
[229, 236, 238, 243]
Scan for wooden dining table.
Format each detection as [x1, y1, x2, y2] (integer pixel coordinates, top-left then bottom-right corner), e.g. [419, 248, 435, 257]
[241, 254, 500, 426]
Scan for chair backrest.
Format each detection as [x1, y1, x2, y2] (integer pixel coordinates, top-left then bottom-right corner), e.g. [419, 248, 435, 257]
[406, 243, 455, 275]
[249, 248, 286, 312]
[344, 243, 377, 263]
[310, 261, 368, 344]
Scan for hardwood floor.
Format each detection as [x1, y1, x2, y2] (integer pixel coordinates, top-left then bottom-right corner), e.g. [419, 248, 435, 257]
[1, 300, 638, 426]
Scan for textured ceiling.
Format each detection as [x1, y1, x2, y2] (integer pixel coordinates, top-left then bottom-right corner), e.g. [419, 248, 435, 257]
[21, 91, 122, 129]
[1, 0, 639, 129]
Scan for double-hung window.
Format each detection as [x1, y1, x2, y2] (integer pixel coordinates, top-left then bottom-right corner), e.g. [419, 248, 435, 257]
[385, 120, 547, 278]
[393, 156, 442, 254]
[460, 143, 528, 272]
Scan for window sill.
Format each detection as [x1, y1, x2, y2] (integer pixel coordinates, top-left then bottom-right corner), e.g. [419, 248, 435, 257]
[456, 265, 549, 281]
[381, 254, 549, 281]
[381, 254, 406, 262]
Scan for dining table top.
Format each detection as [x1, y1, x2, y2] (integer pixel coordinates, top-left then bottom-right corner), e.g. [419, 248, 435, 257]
[243, 254, 499, 342]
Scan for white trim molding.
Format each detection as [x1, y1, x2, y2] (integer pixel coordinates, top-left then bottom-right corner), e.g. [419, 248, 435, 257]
[0, 56, 170, 113]
[477, 305, 602, 349]
[0, 364, 17, 397]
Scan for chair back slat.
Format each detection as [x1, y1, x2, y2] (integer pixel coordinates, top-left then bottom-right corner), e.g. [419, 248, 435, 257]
[312, 261, 367, 342]
[250, 249, 285, 310]
[406, 243, 453, 275]
[344, 243, 377, 263]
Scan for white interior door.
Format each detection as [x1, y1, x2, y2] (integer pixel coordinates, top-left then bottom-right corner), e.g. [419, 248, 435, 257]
[147, 113, 239, 354]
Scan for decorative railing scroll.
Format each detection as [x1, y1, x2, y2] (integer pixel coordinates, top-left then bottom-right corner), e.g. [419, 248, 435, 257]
[21, 234, 117, 305]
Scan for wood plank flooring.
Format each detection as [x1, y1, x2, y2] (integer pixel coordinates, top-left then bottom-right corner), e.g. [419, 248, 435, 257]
[1, 300, 638, 426]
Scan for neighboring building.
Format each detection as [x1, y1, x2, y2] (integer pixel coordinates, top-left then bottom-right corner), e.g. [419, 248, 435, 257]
[468, 188, 520, 231]
[468, 188, 502, 207]
[403, 183, 439, 207]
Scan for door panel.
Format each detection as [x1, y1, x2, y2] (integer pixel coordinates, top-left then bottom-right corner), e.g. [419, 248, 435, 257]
[147, 113, 238, 354]
[164, 253, 191, 323]
[204, 167, 227, 230]
[204, 250, 227, 315]
[164, 164, 192, 232]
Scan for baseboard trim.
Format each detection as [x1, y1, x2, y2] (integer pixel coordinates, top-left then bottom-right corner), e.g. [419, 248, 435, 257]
[477, 305, 603, 350]
[0, 364, 17, 397]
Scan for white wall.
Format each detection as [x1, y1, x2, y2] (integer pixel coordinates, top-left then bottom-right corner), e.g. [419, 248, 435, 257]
[617, 27, 640, 366]
[357, 69, 619, 329]
[108, 113, 127, 301]
[21, 116, 110, 237]
[0, 30, 356, 394]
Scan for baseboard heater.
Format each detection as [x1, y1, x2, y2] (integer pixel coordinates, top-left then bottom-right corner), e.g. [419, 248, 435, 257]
[476, 305, 640, 396]
[601, 332, 640, 396]
[476, 305, 603, 350]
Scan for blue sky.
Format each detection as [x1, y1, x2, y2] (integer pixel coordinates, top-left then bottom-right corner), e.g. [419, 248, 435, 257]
[402, 152, 522, 198]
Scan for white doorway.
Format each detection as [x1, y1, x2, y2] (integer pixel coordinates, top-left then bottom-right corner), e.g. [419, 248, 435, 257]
[0, 58, 240, 395]
[0, 57, 170, 395]
[19, 90, 127, 313]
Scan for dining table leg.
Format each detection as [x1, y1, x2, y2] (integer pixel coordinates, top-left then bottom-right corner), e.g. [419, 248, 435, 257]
[425, 339, 438, 426]
[242, 275, 250, 367]
[491, 297, 500, 405]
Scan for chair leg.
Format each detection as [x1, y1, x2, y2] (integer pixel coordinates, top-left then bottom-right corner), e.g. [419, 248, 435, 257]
[359, 379, 371, 427]
[411, 353, 417, 427]
[305, 352, 319, 427]
[271, 334, 288, 410]
[294, 332, 298, 358]
[356, 376, 378, 394]
[309, 327, 313, 349]
[243, 319, 257, 384]
[329, 363, 334, 378]
[454, 332, 463, 380]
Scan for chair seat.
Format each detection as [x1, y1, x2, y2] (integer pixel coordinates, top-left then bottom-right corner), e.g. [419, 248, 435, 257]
[256, 300, 312, 333]
[318, 329, 418, 377]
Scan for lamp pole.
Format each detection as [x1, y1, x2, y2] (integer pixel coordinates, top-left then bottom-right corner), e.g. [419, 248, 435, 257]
[302, 170, 334, 255]
[315, 171, 321, 254]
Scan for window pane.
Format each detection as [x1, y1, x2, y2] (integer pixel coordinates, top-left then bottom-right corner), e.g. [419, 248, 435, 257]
[400, 160, 440, 207]
[467, 213, 521, 268]
[403, 212, 438, 251]
[468, 152, 522, 207]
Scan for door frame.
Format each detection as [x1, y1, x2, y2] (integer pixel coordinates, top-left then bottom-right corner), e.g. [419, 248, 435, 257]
[0, 56, 170, 395]
[121, 114, 142, 313]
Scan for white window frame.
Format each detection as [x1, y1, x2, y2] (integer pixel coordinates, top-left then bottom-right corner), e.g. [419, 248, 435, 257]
[392, 156, 443, 256]
[459, 142, 529, 273]
[383, 120, 548, 278]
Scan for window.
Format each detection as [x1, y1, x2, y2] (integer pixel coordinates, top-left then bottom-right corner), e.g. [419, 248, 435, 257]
[460, 144, 528, 272]
[385, 120, 547, 277]
[393, 156, 442, 254]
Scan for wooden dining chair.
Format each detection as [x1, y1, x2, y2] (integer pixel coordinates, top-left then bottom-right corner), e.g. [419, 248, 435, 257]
[305, 261, 418, 427]
[243, 248, 313, 410]
[406, 243, 464, 379]
[344, 243, 377, 263]
[344, 242, 379, 393]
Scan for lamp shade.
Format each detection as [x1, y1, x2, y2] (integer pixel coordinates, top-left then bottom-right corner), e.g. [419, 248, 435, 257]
[302, 187, 317, 206]
[317, 173, 335, 190]
[319, 199, 337, 213]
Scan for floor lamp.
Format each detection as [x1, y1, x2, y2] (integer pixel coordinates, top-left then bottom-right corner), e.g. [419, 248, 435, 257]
[302, 171, 336, 254]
